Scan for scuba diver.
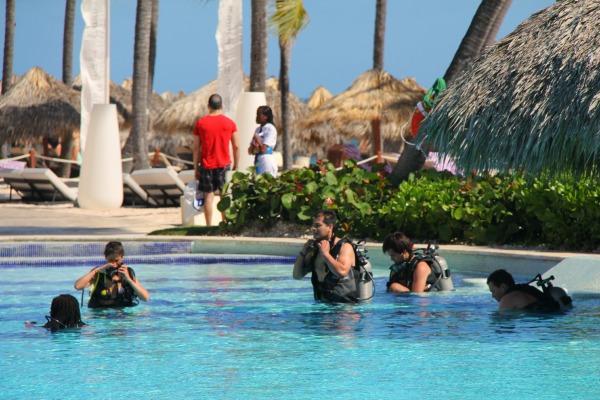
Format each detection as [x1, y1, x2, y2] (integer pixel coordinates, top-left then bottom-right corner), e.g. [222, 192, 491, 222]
[293, 210, 374, 303]
[383, 232, 454, 293]
[487, 269, 573, 312]
[26, 294, 86, 332]
[74, 241, 150, 308]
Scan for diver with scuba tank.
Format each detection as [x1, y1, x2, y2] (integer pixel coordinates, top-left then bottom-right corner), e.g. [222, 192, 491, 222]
[383, 232, 454, 293]
[293, 210, 374, 303]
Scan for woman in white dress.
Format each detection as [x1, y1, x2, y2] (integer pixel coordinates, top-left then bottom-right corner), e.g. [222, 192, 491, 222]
[248, 105, 278, 177]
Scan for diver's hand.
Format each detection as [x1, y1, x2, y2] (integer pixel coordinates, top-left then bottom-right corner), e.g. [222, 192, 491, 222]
[316, 239, 330, 254]
[117, 265, 132, 282]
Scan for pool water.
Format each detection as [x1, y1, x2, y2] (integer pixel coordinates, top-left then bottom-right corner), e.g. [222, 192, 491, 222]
[1, 262, 599, 399]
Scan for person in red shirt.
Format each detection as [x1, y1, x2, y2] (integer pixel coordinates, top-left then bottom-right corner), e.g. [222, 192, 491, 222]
[193, 94, 240, 226]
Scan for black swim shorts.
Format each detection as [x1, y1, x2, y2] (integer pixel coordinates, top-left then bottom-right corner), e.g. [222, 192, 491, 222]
[198, 165, 230, 193]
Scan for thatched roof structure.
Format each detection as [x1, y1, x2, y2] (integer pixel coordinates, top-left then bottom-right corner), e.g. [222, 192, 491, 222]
[306, 85, 332, 109]
[421, 0, 600, 176]
[153, 76, 310, 154]
[0, 67, 80, 145]
[300, 70, 426, 157]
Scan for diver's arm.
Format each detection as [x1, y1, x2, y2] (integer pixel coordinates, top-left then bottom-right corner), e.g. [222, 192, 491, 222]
[293, 240, 314, 279]
[388, 282, 410, 293]
[410, 261, 432, 293]
[73, 264, 109, 290]
[318, 240, 352, 278]
[120, 266, 150, 302]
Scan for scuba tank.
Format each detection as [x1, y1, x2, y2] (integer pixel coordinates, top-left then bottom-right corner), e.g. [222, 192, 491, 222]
[529, 274, 573, 310]
[357, 260, 374, 301]
[431, 253, 454, 291]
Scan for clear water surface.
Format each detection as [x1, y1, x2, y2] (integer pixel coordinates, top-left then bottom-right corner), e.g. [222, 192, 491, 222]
[1, 262, 599, 399]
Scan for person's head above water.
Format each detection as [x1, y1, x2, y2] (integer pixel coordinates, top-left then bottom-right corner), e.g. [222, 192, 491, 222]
[104, 241, 124, 264]
[486, 269, 516, 302]
[44, 294, 85, 331]
[382, 232, 414, 265]
[312, 210, 338, 241]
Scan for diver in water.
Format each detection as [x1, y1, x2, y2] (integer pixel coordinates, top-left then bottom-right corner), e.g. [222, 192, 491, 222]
[487, 269, 571, 312]
[293, 210, 364, 303]
[26, 294, 86, 332]
[383, 232, 453, 293]
[74, 241, 150, 308]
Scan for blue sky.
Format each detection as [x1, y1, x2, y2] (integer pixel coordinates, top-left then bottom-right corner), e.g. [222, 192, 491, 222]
[2, 0, 554, 100]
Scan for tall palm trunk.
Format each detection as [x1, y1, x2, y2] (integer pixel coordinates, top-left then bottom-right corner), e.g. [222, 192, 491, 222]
[373, 0, 386, 71]
[444, 0, 511, 85]
[250, 0, 267, 92]
[55, 0, 77, 178]
[279, 37, 292, 169]
[1, 0, 15, 159]
[146, 0, 159, 136]
[482, 0, 512, 51]
[122, 0, 152, 172]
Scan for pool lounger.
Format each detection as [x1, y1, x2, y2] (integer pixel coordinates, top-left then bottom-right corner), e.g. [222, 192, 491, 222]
[131, 167, 185, 207]
[0, 167, 77, 203]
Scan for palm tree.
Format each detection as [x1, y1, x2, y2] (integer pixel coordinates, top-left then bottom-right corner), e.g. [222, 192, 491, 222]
[122, 0, 153, 172]
[270, 0, 309, 170]
[2, 0, 15, 95]
[373, 0, 386, 71]
[444, 0, 512, 85]
[482, 0, 512, 50]
[250, 0, 268, 92]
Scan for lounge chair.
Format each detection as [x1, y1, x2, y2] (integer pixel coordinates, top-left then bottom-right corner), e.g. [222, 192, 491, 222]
[122, 173, 157, 206]
[130, 167, 185, 207]
[0, 167, 77, 203]
[178, 169, 196, 185]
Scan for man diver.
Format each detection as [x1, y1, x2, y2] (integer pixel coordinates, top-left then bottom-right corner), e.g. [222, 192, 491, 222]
[293, 210, 358, 303]
[487, 269, 565, 312]
[74, 241, 150, 308]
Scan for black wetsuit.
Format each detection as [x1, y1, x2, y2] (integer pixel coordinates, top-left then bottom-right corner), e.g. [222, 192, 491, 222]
[386, 255, 438, 292]
[507, 284, 560, 313]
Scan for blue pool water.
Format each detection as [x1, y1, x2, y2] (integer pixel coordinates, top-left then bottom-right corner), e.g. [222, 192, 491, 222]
[1, 260, 599, 399]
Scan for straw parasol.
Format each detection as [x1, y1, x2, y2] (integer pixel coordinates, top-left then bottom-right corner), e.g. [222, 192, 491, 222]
[421, 0, 600, 176]
[0, 67, 80, 146]
[306, 85, 333, 109]
[300, 69, 426, 158]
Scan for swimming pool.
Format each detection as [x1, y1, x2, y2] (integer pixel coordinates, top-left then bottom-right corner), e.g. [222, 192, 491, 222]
[2, 259, 599, 399]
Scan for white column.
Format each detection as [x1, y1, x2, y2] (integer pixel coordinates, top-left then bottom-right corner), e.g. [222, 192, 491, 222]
[235, 92, 267, 172]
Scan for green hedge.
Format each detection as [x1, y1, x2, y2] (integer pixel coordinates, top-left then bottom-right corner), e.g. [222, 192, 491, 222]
[218, 160, 600, 252]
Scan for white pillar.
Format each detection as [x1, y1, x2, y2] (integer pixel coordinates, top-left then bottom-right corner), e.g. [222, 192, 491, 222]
[235, 91, 267, 172]
[78, 104, 123, 209]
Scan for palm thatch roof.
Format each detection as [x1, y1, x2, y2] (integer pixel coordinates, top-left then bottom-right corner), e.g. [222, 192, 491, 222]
[300, 70, 426, 157]
[306, 85, 333, 109]
[153, 76, 310, 154]
[0, 67, 80, 145]
[421, 0, 600, 176]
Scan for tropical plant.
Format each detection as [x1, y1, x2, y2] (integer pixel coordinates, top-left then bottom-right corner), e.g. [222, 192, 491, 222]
[270, 0, 309, 170]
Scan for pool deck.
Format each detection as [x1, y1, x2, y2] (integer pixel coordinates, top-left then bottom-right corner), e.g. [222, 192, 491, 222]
[1, 197, 599, 283]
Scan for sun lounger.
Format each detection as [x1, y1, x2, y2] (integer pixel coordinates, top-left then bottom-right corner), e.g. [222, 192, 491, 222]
[0, 167, 77, 203]
[122, 173, 157, 206]
[130, 167, 185, 207]
[178, 169, 196, 185]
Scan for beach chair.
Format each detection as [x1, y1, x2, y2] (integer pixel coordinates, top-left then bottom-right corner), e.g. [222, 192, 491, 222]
[122, 173, 157, 206]
[130, 167, 185, 207]
[0, 167, 77, 203]
[178, 169, 196, 185]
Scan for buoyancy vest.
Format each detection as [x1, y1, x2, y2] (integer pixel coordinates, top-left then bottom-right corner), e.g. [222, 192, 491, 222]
[309, 238, 358, 303]
[88, 267, 139, 308]
[506, 284, 560, 313]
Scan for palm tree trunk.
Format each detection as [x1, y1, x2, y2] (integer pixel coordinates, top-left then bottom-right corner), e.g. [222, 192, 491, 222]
[279, 37, 293, 170]
[482, 0, 512, 51]
[250, 0, 267, 92]
[444, 0, 511, 85]
[123, 0, 152, 172]
[2, 0, 15, 95]
[373, 0, 386, 71]
[148, 0, 159, 93]
[62, 0, 76, 87]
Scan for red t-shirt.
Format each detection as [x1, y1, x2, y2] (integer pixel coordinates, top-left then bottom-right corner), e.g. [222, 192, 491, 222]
[193, 114, 237, 169]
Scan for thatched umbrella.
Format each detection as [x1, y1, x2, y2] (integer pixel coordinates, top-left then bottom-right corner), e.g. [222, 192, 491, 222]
[300, 69, 426, 159]
[421, 0, 600, 176]
[0, 66, 80, 146]
[306, 85, 333, 109]
[153, 76, 310, 155]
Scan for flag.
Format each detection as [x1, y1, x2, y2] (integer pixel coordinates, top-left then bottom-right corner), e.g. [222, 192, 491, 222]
[80, 0, 110, 153]
[216, 0, 244, 119]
